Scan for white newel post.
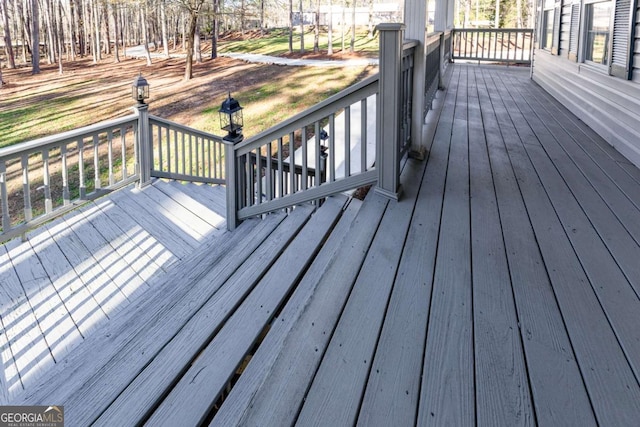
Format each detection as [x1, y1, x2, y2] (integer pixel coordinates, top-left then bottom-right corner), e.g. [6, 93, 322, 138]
[134, 103, 152, 187]
[376, 23, 404, 200]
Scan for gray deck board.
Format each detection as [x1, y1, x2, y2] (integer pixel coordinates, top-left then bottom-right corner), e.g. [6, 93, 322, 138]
[209, 198, 363, 427]
[94, 207, 314, 426]
[477, 67, 596, 425]
[296, 160, 423, 426]
[5, 64, 640, 425]
[467, 68, 534, 426]
[19, 215, 270, 422]
[487, 68, 640, 424]
[155, 181, 226, 229]
[211, 195, 388, 427]
[146, 203, 334, 426]
[418, 64, 475, 426]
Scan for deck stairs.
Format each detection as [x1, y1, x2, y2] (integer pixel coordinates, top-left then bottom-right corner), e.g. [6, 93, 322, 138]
[10, 179, 377, 425]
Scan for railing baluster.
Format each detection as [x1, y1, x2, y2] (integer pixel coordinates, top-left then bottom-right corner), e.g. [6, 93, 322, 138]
[79, 139, 86, 199]
[329, 114, 335, 183]
[1, 160, 10, 231]
[42, 149, 52, 213]
[277, 137, 284, 198]
[108, 129, 114, 186]
[121, 127, 128, 180]
[93, 134, 101, 191]
[157, 125, 163, 173]
[181, 132, 186, 175]
[256, 147, 262, 204]
[301, 127, 308, 191]
[62, 144, 70, 205]
[314, 122, 321, 187]
[266, 142, 273, 200]
[173, 129, 178, 174]
[345, 106, 351, 178]
[361, 99, 367, 173]
[246, 152, 252, 206]
[21, 154, 32, 222]
[289, 132, 295, 195]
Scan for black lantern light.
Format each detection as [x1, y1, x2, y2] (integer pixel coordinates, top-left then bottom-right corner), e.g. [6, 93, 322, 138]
[132, 73, 150, 104]
[219, 92, 244, 143]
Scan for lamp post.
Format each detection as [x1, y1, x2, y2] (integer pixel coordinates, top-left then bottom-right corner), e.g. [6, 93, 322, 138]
[219, 92, 244, 143]
[132, 73, 151, 186]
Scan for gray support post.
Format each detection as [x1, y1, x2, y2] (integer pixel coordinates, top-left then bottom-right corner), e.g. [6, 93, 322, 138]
[225, 142, 237, 231]
[134, 103, 152, 187]
[375, 23, 404, 200]
[404, 0, 428, 158]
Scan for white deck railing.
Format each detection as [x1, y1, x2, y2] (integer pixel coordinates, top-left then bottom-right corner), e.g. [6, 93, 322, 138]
[0, 116, 139, 242]
[451, 28, 533, 64]
[1, 23, 447, 239]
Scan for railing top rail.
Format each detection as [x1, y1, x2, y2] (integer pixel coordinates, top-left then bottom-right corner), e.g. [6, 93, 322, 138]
[0, 114, 138, 162]
[452, 28, 534, 33]
[426, 30, 445, 40]
[234, 74, 379, 156]
[403, 39, 419, 50]
[148, 115, 228, 144]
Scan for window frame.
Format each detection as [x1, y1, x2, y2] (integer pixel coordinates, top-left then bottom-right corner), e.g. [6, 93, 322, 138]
[581, 0, 614, 69]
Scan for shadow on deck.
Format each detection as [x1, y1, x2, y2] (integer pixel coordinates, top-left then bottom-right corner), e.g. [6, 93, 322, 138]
[5, 63, 640, 425]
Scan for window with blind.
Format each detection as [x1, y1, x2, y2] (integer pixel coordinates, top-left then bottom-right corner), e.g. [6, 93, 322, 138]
[578, 0, 638, 79]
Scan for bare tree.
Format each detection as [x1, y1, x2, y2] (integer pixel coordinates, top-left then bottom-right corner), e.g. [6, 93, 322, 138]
[210, 0, 219, 58]
[31, 0, 40, 73]
[327, 0, 332, 54]
[298, 0, 303, 52]
[139, 1, 152, 65]
[313, 0, 319, 53]
[160, 0, 169, 56]
[1, 0, 17, 68]
[288, 0, 292, 53]
[350, 0, 355, 52]
[176, 0, 206, 80]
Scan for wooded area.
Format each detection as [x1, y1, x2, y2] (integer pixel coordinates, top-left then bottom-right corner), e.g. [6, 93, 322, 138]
[0, 0, 399, 82]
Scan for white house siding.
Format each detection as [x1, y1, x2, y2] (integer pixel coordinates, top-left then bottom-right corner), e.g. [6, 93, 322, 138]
[532, 1, 640, 168]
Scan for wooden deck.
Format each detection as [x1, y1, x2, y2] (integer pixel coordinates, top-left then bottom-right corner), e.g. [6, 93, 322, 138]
[0, 180, 226, 401]
[6, 63, 640, 425]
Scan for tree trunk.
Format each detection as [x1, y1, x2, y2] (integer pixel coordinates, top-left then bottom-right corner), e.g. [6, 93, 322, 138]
[160, 0, 169, 56]
[1, 0, 16, 67]
[313, 0, 319, 52]
[367, 0, 373, 38]
[211, 0, 219, 58]
[340, 0, 345, 51]
[240, 0, 245, 35]
[1, 0, 16, 68]
[350, 0, 355, 52]
[102, 1, 110, 54]
[112, 2, 120, 62]
[298, 0, 303, 52]
[494, 0, 500, 28]
[44, 0, 55, 63]
[194, 21, 201, 63]
[288, 0, 293, 53]
[328, 0, 332, 54]
[140, 3, 152, 66]
[57, 0, 64, 73]
[184, 12, 197, 80]
[31, 0, 40, 73]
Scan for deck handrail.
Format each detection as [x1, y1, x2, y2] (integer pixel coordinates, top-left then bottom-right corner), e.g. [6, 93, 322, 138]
[225, 75, 379, 229]
[1, 24, 435, 238]
[451, 28, 534, 64]
[148, 115, 227, 185]
[0, 114, 139, 242]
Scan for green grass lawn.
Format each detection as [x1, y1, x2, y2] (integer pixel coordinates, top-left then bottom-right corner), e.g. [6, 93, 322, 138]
[218, 27, 379, 57]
